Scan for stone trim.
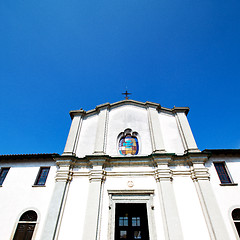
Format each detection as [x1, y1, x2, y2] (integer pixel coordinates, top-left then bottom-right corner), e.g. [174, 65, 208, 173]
[72, 169, 193, 177]
[220, 183, 238, 186]
[106, 171, 154, 177]
[69, 99, 190, 118]
[69, 109, 86, 120]
[189, 156, 210, 181]
[10, 208, 40, 240]
[190, 165, 210, 181]
[58, 152, 211, 168]
[55, 160, 74, 182]
[108, 189, 155, 195]
[89, 168, 106, 183]
[108, 189, 157, 240]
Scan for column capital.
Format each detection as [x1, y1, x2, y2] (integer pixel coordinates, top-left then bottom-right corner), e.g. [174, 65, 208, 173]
[154, 161, 173, 181]
[55, 159, 74, 182]
[190, 163, 210, 181]
[89, 159, 106, 182]
[187, 154, 210, 181]
[89, 167, 106, 182]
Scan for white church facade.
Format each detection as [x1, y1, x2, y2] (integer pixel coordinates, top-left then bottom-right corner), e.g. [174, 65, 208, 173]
[0, 99, 240, 240]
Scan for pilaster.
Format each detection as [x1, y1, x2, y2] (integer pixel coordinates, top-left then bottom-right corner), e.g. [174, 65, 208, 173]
[190, 155, 230, 240]
[174, 109, 199, 153]
[63, 110, 85, 156]
[147, 105, 165, 153]
[82, 158, 106, 240]
[93, 105, 109, 155]
[40, 159, 73, 240]
[154, 156, 183, 240]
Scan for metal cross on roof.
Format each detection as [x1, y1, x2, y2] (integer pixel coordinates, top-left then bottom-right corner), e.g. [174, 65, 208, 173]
[122, 90, 131, 99]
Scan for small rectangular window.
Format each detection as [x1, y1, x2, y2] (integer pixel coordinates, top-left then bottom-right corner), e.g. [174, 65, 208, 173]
[34, 167, 50, 186]
[132, 217, 140, 226]
[119, 217, 128, 226]
[0, 168, 10, 185]
[214, 162, 232, 184]
[120, 230, 127, 239]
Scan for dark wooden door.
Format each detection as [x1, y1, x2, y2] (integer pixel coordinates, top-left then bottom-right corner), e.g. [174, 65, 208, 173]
[13, 223, 35, 240]
[115, 203, 149, 240]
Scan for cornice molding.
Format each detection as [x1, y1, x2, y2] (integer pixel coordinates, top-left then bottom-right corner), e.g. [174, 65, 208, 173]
[68, 99, 190, 118]
[187, 153, 209, 163]
[172, 106, 190, 115]
[108, 189, 154, 195]
[69, 109, 86, 120]
[106, 170, 154, 177]
[58, 152, 211, 168]
[71, 169, 193, 177]
[55, 159, 75, 166]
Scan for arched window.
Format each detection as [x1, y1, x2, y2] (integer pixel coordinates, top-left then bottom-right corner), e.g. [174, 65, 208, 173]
[232, 208, 240, 237]
[13, 210, 38, 240]
[119, 129, 139, 156]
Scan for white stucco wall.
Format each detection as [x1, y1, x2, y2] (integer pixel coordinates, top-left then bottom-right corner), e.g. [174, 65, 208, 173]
[206, 156, 240, 240]
[172, 173, 210, 240]
[57, 169, 90, 240]
[73, 103, 192, 157]
[106, 105, 152, 156]
[159, 112, 185, 154]
[0, 160, 56, 240]
[76, 114, 98, 157]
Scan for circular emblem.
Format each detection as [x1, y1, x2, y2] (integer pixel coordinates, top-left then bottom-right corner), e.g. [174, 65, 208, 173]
[127, 181, 134, 187]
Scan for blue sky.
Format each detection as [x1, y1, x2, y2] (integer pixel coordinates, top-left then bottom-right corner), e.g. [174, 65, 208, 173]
[0, 0, 239, 154]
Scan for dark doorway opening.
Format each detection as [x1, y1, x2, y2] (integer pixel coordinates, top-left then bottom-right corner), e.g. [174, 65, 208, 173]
[115, 203, 149, 240]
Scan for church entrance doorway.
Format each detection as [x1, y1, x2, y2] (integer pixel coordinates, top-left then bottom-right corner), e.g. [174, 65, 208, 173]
[115, 203, 149, 240]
